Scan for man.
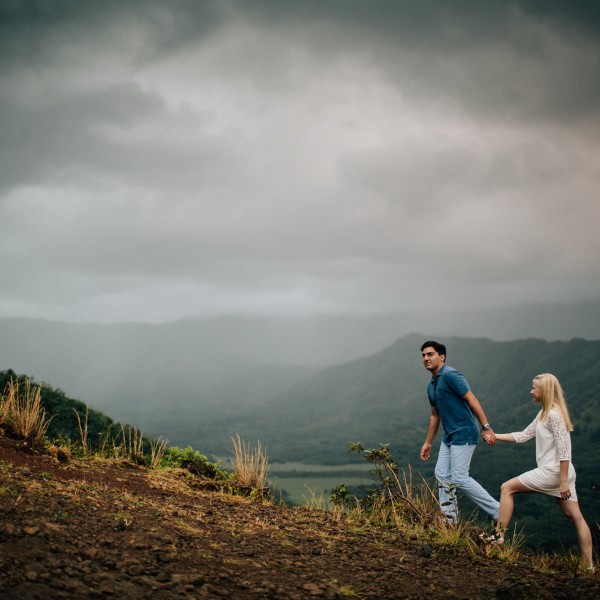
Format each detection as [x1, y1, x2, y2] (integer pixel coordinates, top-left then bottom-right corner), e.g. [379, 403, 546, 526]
[419, 340, 499, 524]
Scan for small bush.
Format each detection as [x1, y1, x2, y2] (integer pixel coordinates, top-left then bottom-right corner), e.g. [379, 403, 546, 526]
[164, 446, 231, 480]
[333, 442, 437, 526]
[47, 444, 72, 463]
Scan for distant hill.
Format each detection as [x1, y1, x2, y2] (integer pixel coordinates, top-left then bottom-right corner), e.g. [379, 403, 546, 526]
[177, 334, 600, 462]
[0, 369, 140, 453]
[1, 302, 600, 429]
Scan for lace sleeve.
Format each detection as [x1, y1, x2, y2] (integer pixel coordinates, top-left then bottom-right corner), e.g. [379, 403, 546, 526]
[546, 410, 571, 461]
[511, 413, 539, 443]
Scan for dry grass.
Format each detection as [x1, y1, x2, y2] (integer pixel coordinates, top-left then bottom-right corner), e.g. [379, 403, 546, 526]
[149, 436, 169, 469]
[74, 404, 89, 455]
[0, 378, 50, 445]
[0, 386, 10, 425]
[303, 487, 327, 510]
[482, 526, 526, 564]
[303, 487, 346, 521]
[231, 434, 269, 491]
[111, 425, 145, 463]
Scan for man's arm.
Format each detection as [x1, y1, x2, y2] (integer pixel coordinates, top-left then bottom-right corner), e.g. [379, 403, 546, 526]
[420, 407, 441, 460]
[463, 390, 496, 446]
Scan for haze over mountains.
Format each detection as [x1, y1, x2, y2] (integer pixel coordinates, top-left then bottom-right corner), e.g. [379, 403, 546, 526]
[2, 298, 600, 416]
[1, 303, 599, 460]
[1, 301, 599, 430]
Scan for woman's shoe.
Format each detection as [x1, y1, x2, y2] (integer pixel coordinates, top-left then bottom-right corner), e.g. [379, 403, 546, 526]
[479, 531, 504, 545]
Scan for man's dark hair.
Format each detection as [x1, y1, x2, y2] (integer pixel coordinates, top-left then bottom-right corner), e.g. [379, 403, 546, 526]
[420, 340, 446, 357]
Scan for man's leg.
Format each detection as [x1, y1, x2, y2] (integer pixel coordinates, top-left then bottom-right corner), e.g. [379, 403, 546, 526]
[434, 441, 458, 523]
[450, 444, 499, 519]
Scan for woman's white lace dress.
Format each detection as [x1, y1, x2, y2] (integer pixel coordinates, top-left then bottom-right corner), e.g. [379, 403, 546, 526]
[511, 408, 577, 500]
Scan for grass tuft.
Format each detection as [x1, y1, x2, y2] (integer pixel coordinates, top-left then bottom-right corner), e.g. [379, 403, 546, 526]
[73, 404, 89, 455]
[0, 378, 51, 445]
[149, 436, 169, 469]
[231, 434, 270, 495]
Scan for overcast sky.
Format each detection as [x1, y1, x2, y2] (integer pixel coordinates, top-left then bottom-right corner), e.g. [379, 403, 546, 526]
[1, 0, 599, 324]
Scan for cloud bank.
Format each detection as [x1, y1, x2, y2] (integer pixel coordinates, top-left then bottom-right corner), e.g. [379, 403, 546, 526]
[1, 0, 599, 323]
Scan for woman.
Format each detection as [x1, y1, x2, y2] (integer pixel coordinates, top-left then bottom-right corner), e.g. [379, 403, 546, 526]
[483, 373, 594, 571]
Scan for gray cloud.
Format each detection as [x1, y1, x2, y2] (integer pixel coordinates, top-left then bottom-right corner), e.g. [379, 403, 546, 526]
[0, 0, 599, 324]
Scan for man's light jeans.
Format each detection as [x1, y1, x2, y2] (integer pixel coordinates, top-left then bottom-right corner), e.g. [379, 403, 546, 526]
[435, 441, 499, 523]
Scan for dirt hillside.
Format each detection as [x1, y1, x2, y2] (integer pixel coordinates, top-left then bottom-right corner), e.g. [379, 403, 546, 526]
[0, 433, 598, 599]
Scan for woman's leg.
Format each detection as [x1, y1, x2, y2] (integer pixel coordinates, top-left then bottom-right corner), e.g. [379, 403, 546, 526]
[556, 498, 594, 569]
[497, 477, 532, 534]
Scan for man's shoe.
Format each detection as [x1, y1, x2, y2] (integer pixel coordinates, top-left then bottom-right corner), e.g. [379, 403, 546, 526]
[436, 514, 457, 527]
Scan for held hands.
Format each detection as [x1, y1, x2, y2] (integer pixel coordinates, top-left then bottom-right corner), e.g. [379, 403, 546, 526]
[481, 429, 496, 447]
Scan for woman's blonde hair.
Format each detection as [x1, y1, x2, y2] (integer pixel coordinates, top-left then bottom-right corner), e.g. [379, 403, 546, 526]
[533, 373, 573, 431]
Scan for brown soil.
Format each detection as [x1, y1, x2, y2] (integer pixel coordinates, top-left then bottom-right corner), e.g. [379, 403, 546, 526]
[0, 433, 598, 599]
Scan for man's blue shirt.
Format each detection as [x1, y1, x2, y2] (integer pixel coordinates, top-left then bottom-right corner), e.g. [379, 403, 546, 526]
[427, 364, 479, 445]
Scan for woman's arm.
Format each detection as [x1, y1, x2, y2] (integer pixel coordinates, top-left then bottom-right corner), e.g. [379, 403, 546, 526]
[547, 410, 571, 462]
[559, 460, 571, 499]
[494, 433, 517, 443]
[512, 414, 540, 443]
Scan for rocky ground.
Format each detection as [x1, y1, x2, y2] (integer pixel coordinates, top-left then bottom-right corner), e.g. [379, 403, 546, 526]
[0, 432, 598, 599]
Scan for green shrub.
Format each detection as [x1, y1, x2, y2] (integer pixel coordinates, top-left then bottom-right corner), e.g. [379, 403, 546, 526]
[163, 446, 232, 481]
